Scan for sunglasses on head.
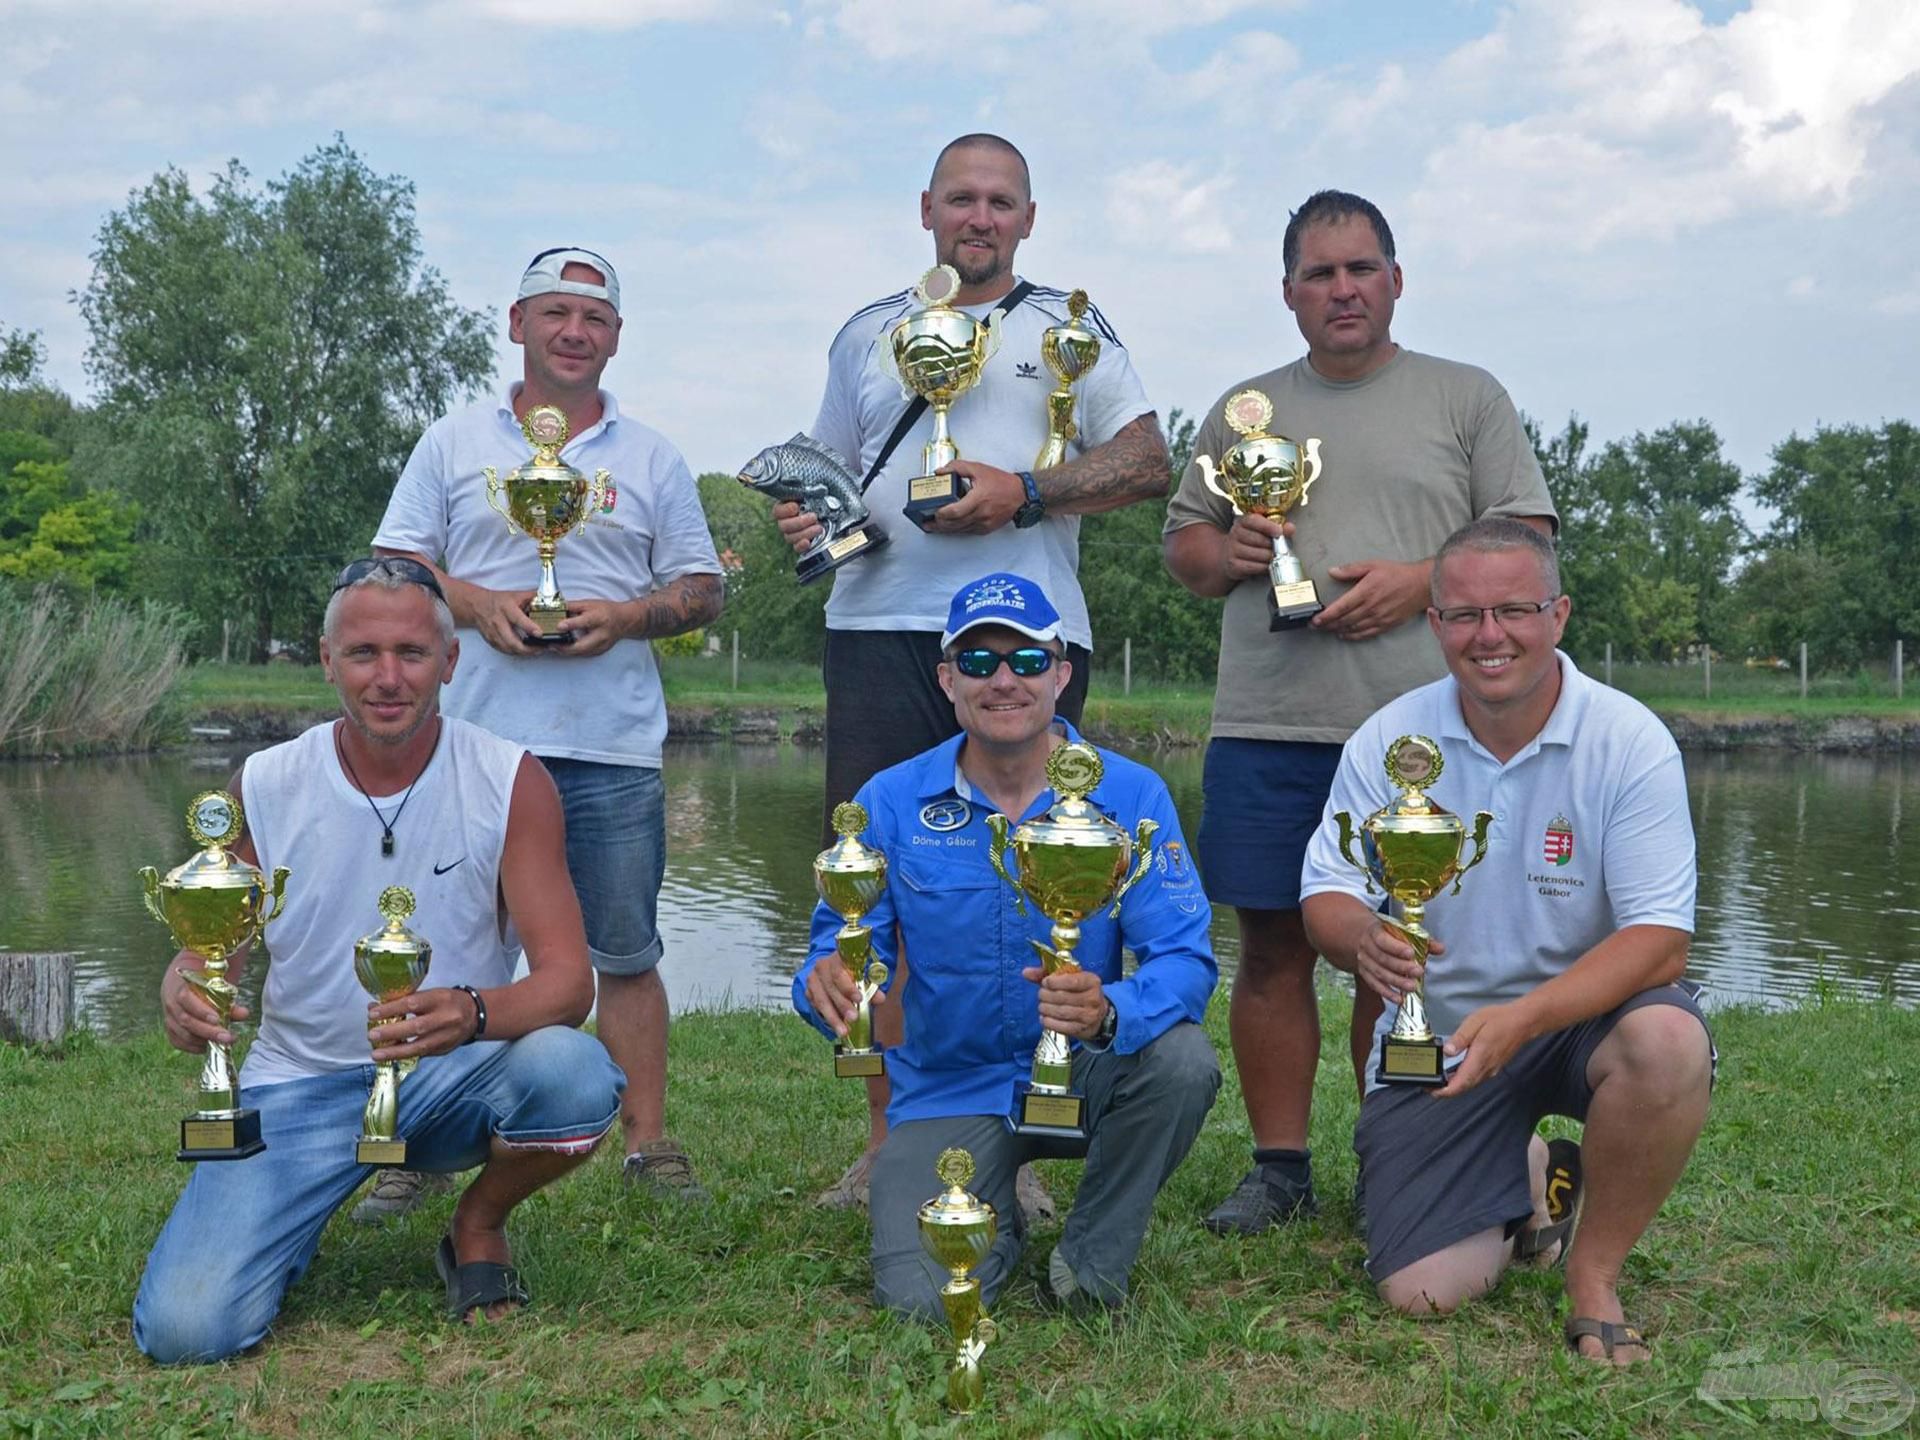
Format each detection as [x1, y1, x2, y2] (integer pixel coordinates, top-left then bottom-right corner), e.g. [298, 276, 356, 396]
[951, 645, 1057, 679]
[331, 556, 447, 602]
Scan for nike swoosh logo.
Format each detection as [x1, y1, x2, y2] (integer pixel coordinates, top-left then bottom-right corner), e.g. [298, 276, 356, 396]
[432, 858, 467, 875]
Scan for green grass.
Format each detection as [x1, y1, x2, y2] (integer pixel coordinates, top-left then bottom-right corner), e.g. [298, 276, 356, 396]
[3, 992, 1914, 1437]
[178, 664, 336, 713]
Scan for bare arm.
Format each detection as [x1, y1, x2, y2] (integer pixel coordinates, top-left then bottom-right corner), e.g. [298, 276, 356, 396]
[1163, 512, 1291, 599]
[930, 412, 1170, 534]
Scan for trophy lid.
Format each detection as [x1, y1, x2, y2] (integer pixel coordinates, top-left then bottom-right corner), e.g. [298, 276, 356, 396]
[913, 264, 962, 309]
[162, 791, 266, 891]
[1223, 388, 1274, 439]
[354, 885, 433, 1002]
[917, 1147, 998, 1281]
[1381, 735, 1447, 816]
[814, 801, 887, 920]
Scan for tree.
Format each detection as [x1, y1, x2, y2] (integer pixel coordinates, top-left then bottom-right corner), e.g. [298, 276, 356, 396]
[78, 137, 493, 658]
[696, 471, 828, 662]
[1, 325, 43, 386]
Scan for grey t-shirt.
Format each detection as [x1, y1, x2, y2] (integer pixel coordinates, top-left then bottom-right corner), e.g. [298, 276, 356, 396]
[1164, 349, 1556, 744]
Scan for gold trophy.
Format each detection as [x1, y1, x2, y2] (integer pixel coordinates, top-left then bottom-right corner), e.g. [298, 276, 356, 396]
[986, 742, 1156, 1138]
[1334, 736, 1492, 1085]
[917, 1147, 999, 1415]
[813, 801, 889, 1078]
[484, 404, 609, 643]
[1195, 388, 1326, 630]
[353, 886, 433, 1164]
[885, 264, 1002, 528]
[1033, 289, 1101, 471]
[139, 790, 289, 1161]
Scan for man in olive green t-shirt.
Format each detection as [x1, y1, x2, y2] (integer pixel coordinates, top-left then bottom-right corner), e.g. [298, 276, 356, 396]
[1162, 190, 1557, 1235]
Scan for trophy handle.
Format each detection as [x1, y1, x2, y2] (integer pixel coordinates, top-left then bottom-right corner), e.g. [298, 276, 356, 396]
[1108, 818, 1160, 916]
[138, 866, 166, 925]
[483, 467, 520, 535]
[981, 310, 1004, 364]
[1335, 812, 1378, 895]
[986, 814, 1027, 917]
[582, 470, 611, 533]
[1197, 455, 1238, 511]
[1453, 812, 1494, 894]
[1299, 438, 1324, 506]
[264, 866, 290, 923]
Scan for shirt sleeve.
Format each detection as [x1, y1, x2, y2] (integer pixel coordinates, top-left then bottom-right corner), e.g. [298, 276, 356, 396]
[1103, 776, 1218, 1054]
[1074, 322, 1154, 451]
[810, 322, 870, 475]
[792, 780, 901, 1039]
[645, 446, 723, 586]
[1599, 742, 1696, 933]
[1163, 397, 1236, 535]
[372, 423, 452, 563]
[1466, 380, 1559, 532]
[1298, 718, 1394, 905]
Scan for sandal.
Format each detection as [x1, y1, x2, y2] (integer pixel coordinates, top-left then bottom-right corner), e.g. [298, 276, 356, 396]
[1564, 1316, 1650, 1360]
[1514, 1136, 1583, 1266]
[434, 1234, 528, 1322]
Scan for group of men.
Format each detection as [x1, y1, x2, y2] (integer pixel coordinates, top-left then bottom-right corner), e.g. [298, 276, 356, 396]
[136, 132, 1712, 1373]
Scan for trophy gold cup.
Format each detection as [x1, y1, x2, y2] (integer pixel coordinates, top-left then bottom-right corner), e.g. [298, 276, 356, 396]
[1195, 388, 1326, 630]
[987, 742, 1156, 1138]
[1334, 736, 1492, 1086]
[139, 790, 289, 1161]
[484, 404, 609, 643]
[885, 264, 1002, 529]
[917, 1147, 1000, 1415]
[1033, 289, 1101, 471]
[813, 801, 889, 1078]
[353, 886, 433, 1164]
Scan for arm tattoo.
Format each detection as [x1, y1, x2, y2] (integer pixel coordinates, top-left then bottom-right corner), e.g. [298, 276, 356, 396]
[631, 572, 725, 641]
[1034, 413, 1171, 515]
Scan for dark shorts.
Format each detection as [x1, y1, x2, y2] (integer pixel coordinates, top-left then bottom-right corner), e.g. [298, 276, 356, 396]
[1354, 981, 1714, 1282]
[822, 628, 1090, 846]
[1196, 738, 1344, 911]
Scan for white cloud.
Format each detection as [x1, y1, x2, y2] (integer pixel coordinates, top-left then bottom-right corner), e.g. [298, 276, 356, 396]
[1106, 161, 1237, 254]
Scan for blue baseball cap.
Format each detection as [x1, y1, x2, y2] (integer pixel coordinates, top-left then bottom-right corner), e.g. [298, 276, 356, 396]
[940, 572, 1063, 649]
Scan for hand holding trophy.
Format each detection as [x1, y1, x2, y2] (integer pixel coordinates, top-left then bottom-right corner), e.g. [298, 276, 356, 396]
[1195, 389, 1326, 630]
[917, 1148, 999, 1414]
[483, 404, 609, 643]
[812, 801, 889, 1077]
[884, 264, 1002, 529]
[353, 886, 433, 1164]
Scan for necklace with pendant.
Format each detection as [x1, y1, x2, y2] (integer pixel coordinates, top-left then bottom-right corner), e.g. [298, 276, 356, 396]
[335, 719, 441, 858]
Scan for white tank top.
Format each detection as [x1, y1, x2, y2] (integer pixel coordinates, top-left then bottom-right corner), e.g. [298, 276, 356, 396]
[240, 717, 525, 1086]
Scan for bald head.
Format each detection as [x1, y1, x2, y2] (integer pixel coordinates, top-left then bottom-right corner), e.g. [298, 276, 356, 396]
[930, 133, 1032, 201]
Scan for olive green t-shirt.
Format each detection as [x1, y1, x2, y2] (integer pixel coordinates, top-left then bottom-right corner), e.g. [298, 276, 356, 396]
[1164, 348, 1556, 744]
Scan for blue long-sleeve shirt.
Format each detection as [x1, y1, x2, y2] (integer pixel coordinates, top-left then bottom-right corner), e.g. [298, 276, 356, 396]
[793, 724, 1217, 1125]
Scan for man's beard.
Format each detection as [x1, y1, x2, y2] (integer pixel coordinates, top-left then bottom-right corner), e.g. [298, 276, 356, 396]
[344, 694, 438, 748]
[946, 244, 1003, 288]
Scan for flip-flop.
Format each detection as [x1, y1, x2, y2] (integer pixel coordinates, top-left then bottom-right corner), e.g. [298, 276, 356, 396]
[1514, 1137, 1583, 1266]
[1565, 1316, 1650, 1361]
[434, 1234, 528, 1322]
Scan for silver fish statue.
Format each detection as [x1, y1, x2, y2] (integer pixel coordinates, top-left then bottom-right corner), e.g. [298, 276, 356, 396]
[738, 433, 889, 585]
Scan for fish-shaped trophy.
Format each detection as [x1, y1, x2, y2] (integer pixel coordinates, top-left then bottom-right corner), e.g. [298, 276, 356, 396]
[738, 433, 888, 585]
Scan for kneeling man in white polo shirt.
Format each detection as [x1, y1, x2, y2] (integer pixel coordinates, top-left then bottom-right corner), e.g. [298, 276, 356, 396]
[1299, 517, 1713, 1366]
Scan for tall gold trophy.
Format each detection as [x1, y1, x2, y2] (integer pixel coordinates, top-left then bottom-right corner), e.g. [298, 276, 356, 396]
[353, 886, 432, 1164]
[1195, 388, 1326, 630]
[139, 790, 289, 1161]
[813, 801, 888, 1078]
[1334, 736, 1492, 1085]
[885, 264, 1002, 528]
[1033, 289, 1100, 471]
[917, 1148, 1000, 1415]
[484, 404, 609, 643]
[987, 742, 1156, 1138]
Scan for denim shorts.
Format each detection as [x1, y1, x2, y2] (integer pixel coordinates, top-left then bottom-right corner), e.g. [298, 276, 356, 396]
[1196, 738, 1345, 911]
[542, 757, 666, 975]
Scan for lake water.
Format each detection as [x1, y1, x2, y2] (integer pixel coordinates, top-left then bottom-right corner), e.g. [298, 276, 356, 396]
[1, 741, 1913, 1036]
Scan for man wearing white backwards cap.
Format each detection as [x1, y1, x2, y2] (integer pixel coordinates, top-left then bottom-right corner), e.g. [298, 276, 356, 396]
[372, 247, 724, 1209]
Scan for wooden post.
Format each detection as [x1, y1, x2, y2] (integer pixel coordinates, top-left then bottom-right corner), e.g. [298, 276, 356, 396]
[1124, 637, 1132, 697]
[1897, 639, 1905, 701]
[1704, 648, 1712, 699]
[1799, 641, 1808, 700]
[1604, 642, 1612, 687]
[731, 629, 740, 692]
[0, 953, 74, 1046]
[221, 618, 231, 666]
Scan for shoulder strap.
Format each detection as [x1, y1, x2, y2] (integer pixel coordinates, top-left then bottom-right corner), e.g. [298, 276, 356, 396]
[860, 280, 1036, 493]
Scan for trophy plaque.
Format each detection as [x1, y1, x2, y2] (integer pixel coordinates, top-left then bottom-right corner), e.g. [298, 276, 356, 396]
[1033, 289, 1100, 471]
[483, 404, 610, 643]
[139, 790, 289, 1161]
[1194, 389, 1326, 630]
[1334, 736, 1492, 1085]
[353, 886, 433, 1164]
[917, 1148, 1000, 1414]
[737, 433, 888, 585]
[987, 742, 1156, 1138]
[813, 801, 889, 1077]
[885, 265, 1002, 529]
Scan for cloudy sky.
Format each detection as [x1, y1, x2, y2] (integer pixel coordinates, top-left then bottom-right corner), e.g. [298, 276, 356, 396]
[3, 0, 1916, 482]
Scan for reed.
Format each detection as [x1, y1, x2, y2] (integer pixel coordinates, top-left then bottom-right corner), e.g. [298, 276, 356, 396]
[0, 587, 187, 757]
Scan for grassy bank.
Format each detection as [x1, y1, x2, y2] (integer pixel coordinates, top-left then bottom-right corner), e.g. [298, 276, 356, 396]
[3, 993, 1915, 1437]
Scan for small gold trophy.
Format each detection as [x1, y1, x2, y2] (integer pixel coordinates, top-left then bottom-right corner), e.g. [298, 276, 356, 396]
[917, 1148, 999, 1415]
[484, 404, 610, 643]
[1334, 736, 1492, 1086]
[987, 742, 1156, 1138]
[139, 790, 289, 1161]
[353, 886, 433, 1165]
[813, 801, 889, 1078]
[1033, 289, 1101, 471]
[1194, 388, 1326, 630]
[885, 264, 1002, 529]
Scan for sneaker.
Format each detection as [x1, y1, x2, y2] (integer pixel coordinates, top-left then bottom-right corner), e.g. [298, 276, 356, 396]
[1202, 1164, 1319, 1235]
[814, 1148, 876, 1210]
[622, 1138, 709, 1201]
[350, 1168, 454, 1225]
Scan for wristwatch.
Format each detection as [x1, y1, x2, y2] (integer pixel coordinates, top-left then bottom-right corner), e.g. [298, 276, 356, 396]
[1095, 1000, 1118, 1047]
[1013, 470, 1047, 529]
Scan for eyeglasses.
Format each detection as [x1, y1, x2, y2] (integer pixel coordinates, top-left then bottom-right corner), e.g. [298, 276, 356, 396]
[951, 645, 1057, 679]
[332, 556, 448, 602]
[1433, 598, 1560, 628]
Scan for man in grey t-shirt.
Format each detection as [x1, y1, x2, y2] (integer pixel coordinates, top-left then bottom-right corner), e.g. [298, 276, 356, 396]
[1162, 191, 1557, 1234]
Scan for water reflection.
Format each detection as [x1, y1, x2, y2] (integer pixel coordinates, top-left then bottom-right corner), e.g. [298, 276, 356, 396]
[1, 741, 1913, 1037]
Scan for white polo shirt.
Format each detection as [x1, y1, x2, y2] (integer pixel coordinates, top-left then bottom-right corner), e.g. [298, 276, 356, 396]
[811, 281, 1153, 651]
[374, 385, 721, 768]
[1299, 653, 1696, 1091]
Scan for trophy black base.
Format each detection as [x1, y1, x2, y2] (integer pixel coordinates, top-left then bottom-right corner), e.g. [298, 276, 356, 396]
[526, 629, 576, 647]
[178, 1109, 265, 1162]
[1004, 1083, 1087, 1140]
[1376, 1033, 1448, 1087]
[356, 1137, 408, 1165]
[903, 473, 971, 531]
[1267, 581, 1324, 632]
[833, 1046, 885, 1079]
[797, 522, 888, 585]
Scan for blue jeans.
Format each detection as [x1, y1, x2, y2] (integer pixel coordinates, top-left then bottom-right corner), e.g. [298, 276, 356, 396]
[133, 1026, 623, 1365]
[542, 758, 666, 975]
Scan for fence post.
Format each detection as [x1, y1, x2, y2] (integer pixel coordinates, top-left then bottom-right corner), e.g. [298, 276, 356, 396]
[731, 629, 740, 692]
[1604, 641, 1612, 687]
[1124, 637, 1132, 697]
[221, 618, 231, 666]
[1704, 648, 1711, 700]
[1799, 641, 1808, 700]
[0, 953, 74, 1045]
[1897, 639, 1905, 701]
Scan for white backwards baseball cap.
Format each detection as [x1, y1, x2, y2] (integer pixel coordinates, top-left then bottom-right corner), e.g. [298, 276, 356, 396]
[517, 247, 621, 315]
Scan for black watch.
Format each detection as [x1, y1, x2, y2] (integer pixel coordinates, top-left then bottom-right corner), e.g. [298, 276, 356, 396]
[1013, 470, 1047, 529]
[1096, 1001, 1118, 1046]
